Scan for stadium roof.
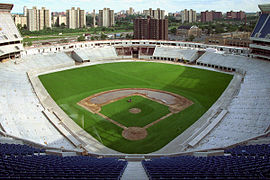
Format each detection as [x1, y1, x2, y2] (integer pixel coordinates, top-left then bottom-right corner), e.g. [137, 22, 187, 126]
[259, 4, 270, 14]
[0, 3, 13, 12]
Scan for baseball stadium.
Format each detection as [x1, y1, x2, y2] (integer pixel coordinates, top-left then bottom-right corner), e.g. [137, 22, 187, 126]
[0, 3, 270, 179]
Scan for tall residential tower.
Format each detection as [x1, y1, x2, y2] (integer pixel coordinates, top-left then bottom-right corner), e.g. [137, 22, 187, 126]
[98, 8, 114, 27]
[181, 9, 196, 23]
[143, 8, 165, 19]
[134, 17, 168, 40]
[66, 7, 86, 29]
[27, 6, 51, 31]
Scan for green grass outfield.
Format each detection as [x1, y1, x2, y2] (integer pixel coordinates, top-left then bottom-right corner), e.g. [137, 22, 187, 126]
[101, 95, 171, 127]
[39, 62, 233, 153]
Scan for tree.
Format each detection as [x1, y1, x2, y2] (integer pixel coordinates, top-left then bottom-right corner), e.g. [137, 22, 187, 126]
[91, 36, 95, 41]
[17, 24, 22, 30]
[100, 33, 107, 40]
[86, 15, 93, 27]
[60, 23, 66, 28]
[77, 35, 85, 41]
[27, 41, 32, 46]
[170, 28, 177, 34]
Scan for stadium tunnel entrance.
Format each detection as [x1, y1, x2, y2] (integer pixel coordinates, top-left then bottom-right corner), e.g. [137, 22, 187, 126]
[132, 47, 139, 58]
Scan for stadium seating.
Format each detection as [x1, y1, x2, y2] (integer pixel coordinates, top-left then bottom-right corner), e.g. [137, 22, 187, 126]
[142, 148, 270, 179]
[0, 143, 45, 156]
[153, 46, 198, 62]
[0, 12, 22, 43]
[192, 52, 270, 151]
[73, 46, 118, 62]
[251, 14, 269, 38]
[0, 143, 127, 179]
[259, 15, 270, 38]
[224, 144, 270, 156]
[0, 53, 75, 150]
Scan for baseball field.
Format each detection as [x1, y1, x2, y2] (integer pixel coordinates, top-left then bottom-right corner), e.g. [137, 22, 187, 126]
[39, 61, 233, 153]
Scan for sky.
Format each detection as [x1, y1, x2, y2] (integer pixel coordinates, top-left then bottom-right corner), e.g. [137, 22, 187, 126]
[4, 0, 269, 14]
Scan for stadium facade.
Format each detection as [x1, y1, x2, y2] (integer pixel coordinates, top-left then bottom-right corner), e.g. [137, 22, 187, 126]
[0, 3, 23, 61]
[250, 4, 270, 60]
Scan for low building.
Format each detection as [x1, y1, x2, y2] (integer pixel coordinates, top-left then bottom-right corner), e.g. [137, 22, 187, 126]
[205, 32, 251, 47]
[176, 25, 202, 38]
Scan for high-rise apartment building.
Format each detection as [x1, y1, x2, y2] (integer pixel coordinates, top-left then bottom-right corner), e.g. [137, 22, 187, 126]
[13, 14, 27, 27]
[27, 7, 51, 31]
[92, 10, 97, 27]
[143, 8, 165, 19]
[127, 7, 134, 15]
[66, 7, 86, 29]
[134, 17, 168, 40]
[201, 11, 222, 22]
[23, 6, 27, 16]
[98, 8, 114, 27]
[181, 9, 196, 23]
[52, 15, 66, 26]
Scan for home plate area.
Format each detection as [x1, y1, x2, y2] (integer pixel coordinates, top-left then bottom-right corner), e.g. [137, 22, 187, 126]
[78, 88, 193, 141]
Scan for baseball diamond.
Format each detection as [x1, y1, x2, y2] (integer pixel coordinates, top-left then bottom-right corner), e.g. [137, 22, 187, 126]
[78, 89, 193, 140]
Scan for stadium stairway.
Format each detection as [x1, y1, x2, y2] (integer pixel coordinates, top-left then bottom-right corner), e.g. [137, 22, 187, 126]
[121, 162, 148, 180]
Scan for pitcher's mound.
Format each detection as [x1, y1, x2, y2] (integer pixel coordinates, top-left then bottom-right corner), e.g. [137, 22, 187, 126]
[129, 108, 141, 114]
[122, 127, 147, 140]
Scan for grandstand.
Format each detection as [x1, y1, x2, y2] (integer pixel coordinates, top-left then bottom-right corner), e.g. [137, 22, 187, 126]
[71, 46, 118, 62]
[191, 52, 270, 151]
[0, 3, 23, 61]
[143, 146, 270, 179]
[0, 142, 127, 179]
[152, 46, 199, 62]
[115, 45, 156, 59]
[250, 4, 270, 60]
[0, 53, 77, 150]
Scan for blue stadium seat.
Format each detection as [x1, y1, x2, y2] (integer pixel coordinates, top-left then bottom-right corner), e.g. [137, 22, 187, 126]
[259, 16, 270, 38]
[251, 14, 269, 38]
[143, 145, 270, 179]
[0, 143, 127, 179]
[224, 144, 270, 156]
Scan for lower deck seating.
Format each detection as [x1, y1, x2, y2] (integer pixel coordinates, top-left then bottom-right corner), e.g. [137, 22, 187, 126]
[143, 144, 270, 179]
[0, 143, 127, 179]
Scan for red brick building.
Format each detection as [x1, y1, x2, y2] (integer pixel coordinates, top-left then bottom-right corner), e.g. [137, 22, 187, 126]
[134, 17, 168, 40]
[226, 11, 246, 20]
[201, 11, 222, 22]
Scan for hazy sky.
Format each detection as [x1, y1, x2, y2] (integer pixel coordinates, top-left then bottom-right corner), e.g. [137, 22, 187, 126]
[5, 0, 269, 13]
